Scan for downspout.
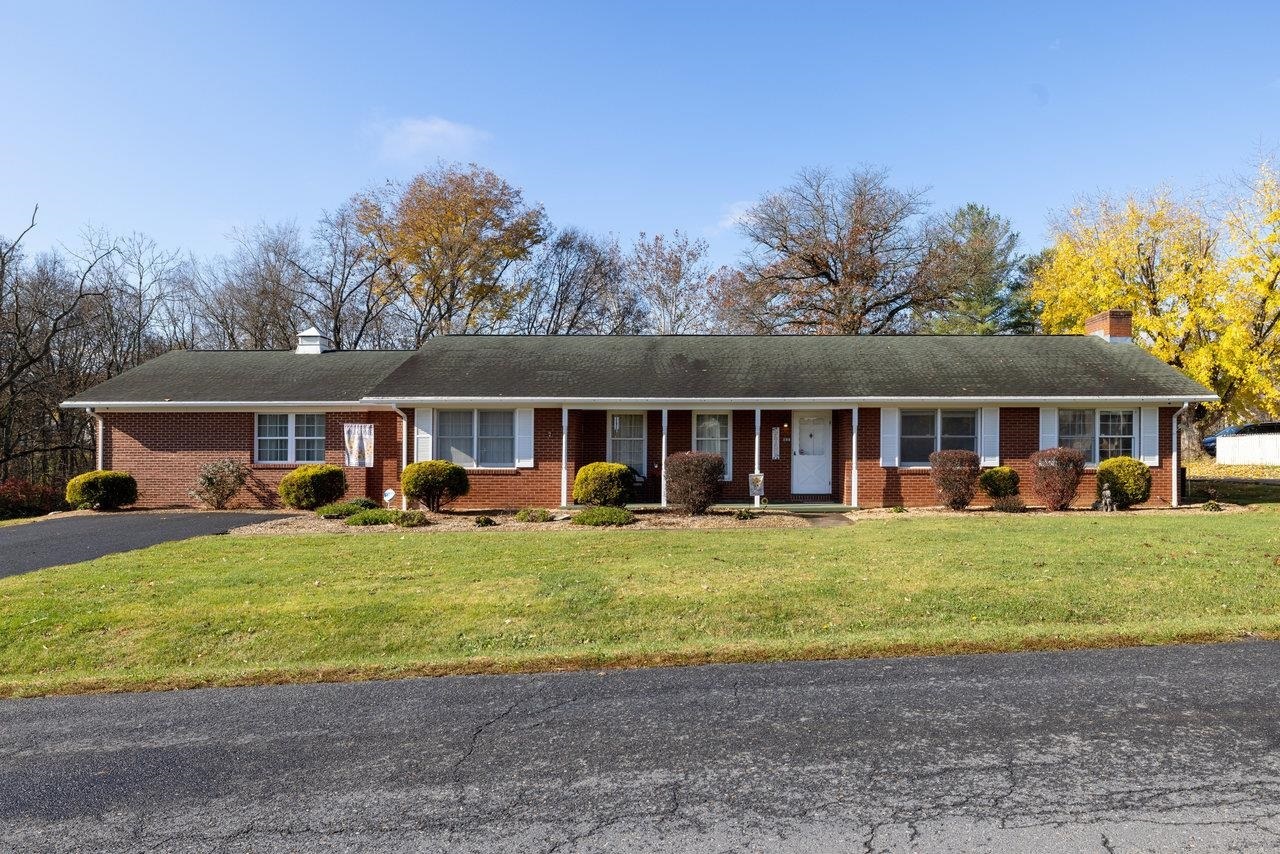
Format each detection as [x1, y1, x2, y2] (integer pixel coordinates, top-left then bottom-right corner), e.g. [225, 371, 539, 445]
[86, 407, 104, 470]
[1171, 402, 1190, 507]
[393, 406, 409, 510]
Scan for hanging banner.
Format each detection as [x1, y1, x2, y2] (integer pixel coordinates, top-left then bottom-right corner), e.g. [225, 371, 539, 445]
[343, 423, 374, 468]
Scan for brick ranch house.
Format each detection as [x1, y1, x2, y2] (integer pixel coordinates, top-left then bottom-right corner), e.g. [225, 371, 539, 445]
[63, 311, 1216, 511]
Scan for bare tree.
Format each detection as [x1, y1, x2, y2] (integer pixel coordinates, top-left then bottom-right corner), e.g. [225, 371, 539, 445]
[511, 228, 643, 334]
[627, 231, 713, 333]
[291, 204, 396, 350]
[716, 167, 939, 334]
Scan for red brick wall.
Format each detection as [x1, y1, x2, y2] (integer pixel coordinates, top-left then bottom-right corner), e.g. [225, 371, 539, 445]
[105, 405, 1182, 511]
[102, 410, 404, 509]
[856, 406, 1179, 508]
[448, 407, 564, 509]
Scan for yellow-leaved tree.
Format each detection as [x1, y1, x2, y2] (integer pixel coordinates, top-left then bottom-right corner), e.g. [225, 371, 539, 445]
[355, 163, 547, 344]
[1032, 163, 1280, 425]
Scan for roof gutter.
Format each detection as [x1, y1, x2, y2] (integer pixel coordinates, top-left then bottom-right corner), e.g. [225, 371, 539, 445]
[360, 394, 1219, 408]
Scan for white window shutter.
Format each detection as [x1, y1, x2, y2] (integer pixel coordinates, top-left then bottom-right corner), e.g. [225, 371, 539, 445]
[980, 406, 1000, 466]
[1140, 406, 1159, 465]
[515, 408, 535, 468]
[414, 408, 433, 462]
[879, 407, 899, 468]
[1039, 407, 1058, 450]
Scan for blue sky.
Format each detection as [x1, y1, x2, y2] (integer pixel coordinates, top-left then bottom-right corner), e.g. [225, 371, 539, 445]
[4, 1, 1279, 267]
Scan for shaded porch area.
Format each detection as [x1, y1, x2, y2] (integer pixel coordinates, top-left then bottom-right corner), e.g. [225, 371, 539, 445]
[559, 407, 855, 508]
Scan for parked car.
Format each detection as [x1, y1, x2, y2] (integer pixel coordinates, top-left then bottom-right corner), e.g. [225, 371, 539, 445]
[1202, 422, 1280, 456]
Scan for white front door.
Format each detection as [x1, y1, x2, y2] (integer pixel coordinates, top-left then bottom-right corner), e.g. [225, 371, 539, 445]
[791, 410, 832, 494]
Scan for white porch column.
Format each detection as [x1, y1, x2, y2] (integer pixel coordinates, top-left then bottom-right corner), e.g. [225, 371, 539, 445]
[850, 407, 859, 507]
[753, 408, 762, 507]
[660, 409, 669, 507]
[560, 407, 569, 508]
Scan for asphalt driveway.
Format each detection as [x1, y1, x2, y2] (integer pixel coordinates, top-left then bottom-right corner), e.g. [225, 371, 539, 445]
[0, 511, 281, 577]
[3, 641, 1279, 852]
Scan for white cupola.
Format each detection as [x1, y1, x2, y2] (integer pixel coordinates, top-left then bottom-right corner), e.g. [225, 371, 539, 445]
[295, 326, 331, 354]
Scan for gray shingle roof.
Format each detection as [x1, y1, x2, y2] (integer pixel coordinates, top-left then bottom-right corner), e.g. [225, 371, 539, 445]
[64, 335, 1216, 407]
[367, 335, 1215, 401]
[64, 350, 414, 405]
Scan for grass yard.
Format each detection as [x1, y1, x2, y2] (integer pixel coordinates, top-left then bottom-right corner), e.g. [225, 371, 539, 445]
[3, 494, 1280, 697]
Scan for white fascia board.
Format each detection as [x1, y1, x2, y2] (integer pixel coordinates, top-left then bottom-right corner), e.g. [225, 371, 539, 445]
[361, 394, 1218, 408]
[61, 401, 396, 412]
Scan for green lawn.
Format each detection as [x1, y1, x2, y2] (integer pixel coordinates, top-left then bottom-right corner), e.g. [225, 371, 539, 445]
[3, 493, 1280, 698]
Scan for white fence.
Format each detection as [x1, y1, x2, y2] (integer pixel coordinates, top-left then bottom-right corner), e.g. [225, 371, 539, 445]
[1217, 434, 1280, 465]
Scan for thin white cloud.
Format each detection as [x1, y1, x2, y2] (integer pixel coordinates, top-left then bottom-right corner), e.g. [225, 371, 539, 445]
[376, 116, 490, 160]
[710, 200, 753, 234]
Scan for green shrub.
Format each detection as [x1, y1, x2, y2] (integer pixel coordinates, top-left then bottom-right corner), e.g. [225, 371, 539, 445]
[278, 464, 347, 510]
[1202, 500, 1223, 512]
[664, 452, 724, 515]
[733, 507, 758, 521]
[1097, 456, 1152, 509]
[572, 462, 635, 507]
[1030, 448, 1086, 511]
[345, 508, 400, 526]
[992, 495, 1028, 513]
[315, 501, 369, 519]
[928, 450, 981, 510]
[395, 510, 429, 527]
[889, 505, 908, 513]
[402, 460, 469, 512]
[515, 507, 554, 522]
[978, 466, 1020, 499]
[65, 470, 137, 510]
[349, 497, 378, 510]
[474, 514, 498, 527]
[571, 506, 636, 526]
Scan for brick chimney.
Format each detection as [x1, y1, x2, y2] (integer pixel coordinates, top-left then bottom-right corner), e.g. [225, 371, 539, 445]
[1084, 310, 1133, 344]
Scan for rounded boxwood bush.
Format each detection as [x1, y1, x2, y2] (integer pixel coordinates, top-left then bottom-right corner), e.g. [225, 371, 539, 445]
[571, 506, 636, 526]
[278, 464, 347, 510]
[395, 510, 429, 528]
[572, 462, 635, 507]
[978, 465, 1020, 499]
[402, 460, 469, 512]
[1097, 456, 1151, 509]
[65, 470, 137, 510]
[664, 451, 724, 515]
[928, 450, 981, 510]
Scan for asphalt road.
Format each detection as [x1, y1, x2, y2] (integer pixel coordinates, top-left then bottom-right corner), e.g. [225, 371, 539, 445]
[3, 642, 1279, 853]
[0, 511, 280, 577]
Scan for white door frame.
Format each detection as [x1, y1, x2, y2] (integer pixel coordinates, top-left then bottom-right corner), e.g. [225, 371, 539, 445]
[791, 409, 832, 494]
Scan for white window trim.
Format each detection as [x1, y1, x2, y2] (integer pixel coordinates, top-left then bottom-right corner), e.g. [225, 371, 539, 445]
[692, 410, 733, 481]
[898, 408, 980, 468]
[605, 410, 648, 476]
[254, 413, 326, 465]
[435, 408, 518, 470]
[1059, 408, 1139, 468]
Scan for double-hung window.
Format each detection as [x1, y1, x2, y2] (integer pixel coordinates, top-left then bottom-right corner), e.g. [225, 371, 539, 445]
[900, 409, 978, 466]
[255, 413, 325, 464]
[1058, 409, 1136, 464]
[436, 409, 516, 468]
[693, 412, 732, 479]
[608, 412, 646, 475]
